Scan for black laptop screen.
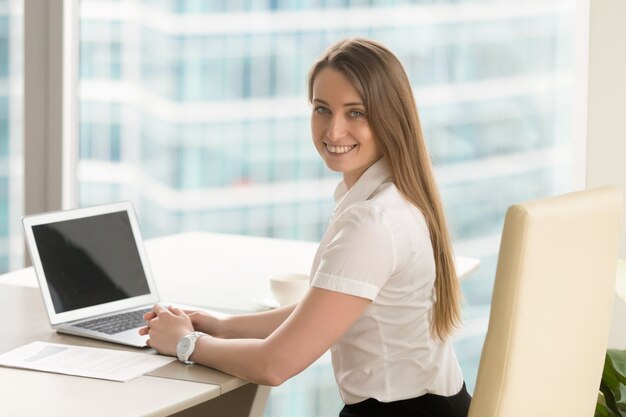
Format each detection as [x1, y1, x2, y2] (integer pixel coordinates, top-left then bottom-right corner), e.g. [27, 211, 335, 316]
[31, 210, 151, 314]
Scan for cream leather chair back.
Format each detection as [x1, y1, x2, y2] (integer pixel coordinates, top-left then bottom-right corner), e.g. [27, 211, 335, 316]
[468, 187, 623, 417]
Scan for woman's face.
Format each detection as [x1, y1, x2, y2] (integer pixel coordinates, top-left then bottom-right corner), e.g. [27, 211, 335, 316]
[310, 68, 382, 189]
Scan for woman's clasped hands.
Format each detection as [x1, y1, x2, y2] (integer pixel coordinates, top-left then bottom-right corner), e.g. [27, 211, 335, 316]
[139, 305, 199, 356]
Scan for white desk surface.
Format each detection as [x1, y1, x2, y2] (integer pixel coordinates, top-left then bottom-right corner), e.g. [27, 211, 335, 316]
[1, 231, 480, 309]
[0, 365, 220, 417]
[0, 231, 480, 417]
[0, 284, 222, 417]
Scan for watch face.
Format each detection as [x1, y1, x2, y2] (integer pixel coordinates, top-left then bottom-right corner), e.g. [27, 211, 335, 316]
[177, 337, 192, 356]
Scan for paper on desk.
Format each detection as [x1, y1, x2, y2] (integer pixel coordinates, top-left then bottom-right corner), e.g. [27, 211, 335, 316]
[0, 341, 175, 382]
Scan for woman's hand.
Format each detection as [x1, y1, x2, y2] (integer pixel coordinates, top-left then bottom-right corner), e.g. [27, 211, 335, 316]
[186, 310, 225, 337]
[142, 307, 226, 338]
[139, 304, 194, 356]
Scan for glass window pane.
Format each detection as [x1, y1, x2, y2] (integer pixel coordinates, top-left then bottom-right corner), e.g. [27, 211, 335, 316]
[78, 1, 581, 414]
[0, 0, 23, 273]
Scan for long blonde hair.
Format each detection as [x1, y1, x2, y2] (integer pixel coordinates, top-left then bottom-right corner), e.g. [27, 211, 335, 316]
[308, 38, 461, 340]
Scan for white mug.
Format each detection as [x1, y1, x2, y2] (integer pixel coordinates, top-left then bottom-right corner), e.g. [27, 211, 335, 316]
[269, 272, 309, 306]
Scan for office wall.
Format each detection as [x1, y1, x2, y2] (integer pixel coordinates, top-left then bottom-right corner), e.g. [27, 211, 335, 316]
[584, 0, 626, 348]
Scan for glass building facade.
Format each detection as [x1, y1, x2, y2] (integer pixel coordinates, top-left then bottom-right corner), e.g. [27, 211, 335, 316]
[0, 1, 579, 416]
[0, 0, 22, 273]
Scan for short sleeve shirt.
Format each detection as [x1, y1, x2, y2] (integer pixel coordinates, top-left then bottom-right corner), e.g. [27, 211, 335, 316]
[310, 157, 463, 404]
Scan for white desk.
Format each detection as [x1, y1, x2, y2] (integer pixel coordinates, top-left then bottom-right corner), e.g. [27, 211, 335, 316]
[0, 232, 480, 417]
[1, 231, 480, 308]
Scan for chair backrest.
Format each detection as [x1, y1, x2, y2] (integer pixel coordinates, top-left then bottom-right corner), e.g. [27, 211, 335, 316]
[468, 187, 623, 417]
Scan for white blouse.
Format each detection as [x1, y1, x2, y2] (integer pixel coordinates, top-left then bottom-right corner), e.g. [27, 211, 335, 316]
[310, 157, 463, 405]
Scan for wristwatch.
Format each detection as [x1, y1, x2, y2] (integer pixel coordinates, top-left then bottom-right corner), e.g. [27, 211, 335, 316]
[176, 331, 207, 364]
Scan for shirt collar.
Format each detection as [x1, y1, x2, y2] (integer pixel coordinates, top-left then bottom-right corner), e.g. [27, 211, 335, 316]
[332, 157, 392, 216]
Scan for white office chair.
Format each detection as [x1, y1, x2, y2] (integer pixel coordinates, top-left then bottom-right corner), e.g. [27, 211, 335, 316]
[468, 187, 623, 417]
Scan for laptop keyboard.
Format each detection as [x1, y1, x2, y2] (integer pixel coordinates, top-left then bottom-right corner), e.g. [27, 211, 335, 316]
[74, 308, 152, 335]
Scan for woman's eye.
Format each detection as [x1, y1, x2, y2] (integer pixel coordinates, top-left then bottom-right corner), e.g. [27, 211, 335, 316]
[314, 106, 330, 115]
[350, 110, 365, 118]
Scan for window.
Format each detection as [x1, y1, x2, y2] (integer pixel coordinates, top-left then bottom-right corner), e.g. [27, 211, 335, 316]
[0, 0, 23, 273]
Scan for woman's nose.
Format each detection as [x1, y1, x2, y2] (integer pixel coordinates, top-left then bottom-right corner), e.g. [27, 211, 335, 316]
[326, 116, 347, 141]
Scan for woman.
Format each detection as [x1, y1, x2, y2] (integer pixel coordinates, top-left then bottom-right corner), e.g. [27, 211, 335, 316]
[140, 38, 471, 417]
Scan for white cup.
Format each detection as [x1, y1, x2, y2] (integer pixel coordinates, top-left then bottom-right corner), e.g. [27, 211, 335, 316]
[269, 272, 309, 306]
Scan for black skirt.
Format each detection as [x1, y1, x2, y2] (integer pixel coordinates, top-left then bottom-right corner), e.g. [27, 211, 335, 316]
[339, 382, 471, 417]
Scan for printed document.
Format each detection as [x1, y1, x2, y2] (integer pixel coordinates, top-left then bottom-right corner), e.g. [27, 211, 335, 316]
[0, 341, 175, 382]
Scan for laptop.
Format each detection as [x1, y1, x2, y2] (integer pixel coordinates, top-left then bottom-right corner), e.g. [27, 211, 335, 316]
[22, 201, 165, 348]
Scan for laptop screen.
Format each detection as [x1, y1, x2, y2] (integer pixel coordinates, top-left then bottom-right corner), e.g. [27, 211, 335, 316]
[31, 210, 151, 314]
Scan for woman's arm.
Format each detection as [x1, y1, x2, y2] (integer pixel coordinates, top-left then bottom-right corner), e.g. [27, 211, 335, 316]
[189, 303, 298, 339]
[142, 303, 297, 340]
[144, 287, 370, 387]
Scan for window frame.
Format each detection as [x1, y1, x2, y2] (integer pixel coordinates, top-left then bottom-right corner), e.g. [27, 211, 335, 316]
[24, 0, 78, 220]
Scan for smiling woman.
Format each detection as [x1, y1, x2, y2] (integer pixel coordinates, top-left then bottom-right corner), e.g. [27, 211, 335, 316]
[307, 38, 462, 344]
[142, 38, 471, 417]
[310, 67, 382, 189]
